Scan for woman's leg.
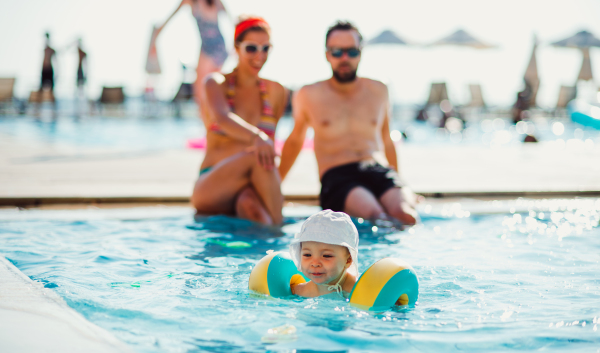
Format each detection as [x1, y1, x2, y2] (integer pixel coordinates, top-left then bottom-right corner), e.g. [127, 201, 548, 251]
[191, 151, 283, 225]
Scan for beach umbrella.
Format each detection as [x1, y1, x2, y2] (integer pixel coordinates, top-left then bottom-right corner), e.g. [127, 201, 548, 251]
[551, 30, 600, 82]
[426, 29, 495, 105]
[578, 48, 593, 81]
[523, 37, 540, 106]
[430, 29, 494, 49]
[551, 30, 600, 49]
[366, 29, 408, 46]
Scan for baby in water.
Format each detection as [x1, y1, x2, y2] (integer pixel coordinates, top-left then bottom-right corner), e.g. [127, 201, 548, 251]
[289, 210, 359, 299]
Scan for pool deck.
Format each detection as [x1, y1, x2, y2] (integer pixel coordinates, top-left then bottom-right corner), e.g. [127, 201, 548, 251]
[1, 133, 600, 206]
[0, 256, 133, 353]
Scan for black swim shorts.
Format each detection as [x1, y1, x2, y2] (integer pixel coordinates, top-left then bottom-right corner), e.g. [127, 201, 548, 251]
[319, 161, 405, 212]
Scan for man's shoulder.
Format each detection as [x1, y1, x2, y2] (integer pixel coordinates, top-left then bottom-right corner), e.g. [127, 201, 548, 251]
[360, 77, 388, 92]
[296, 81, 328, 100]
[299, 80, 327, 92]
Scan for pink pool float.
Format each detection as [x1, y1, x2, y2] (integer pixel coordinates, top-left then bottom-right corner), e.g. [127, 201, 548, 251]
[187, 137, 314, 152]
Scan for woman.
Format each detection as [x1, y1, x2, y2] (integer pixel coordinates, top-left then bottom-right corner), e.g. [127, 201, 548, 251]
[191, 17, 287, 225]
[157, 0, 228, 113]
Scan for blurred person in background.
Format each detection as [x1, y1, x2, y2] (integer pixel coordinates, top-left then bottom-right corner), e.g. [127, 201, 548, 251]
[190, 17, 288, 225]
[75, 38, 87, 116]
[39, 32, 56, 102]
[279, 21, 420, 226]
[157, 0, 229, 117]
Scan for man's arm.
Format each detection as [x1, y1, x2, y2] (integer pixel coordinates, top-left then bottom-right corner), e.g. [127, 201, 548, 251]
[279, 88, 310, 180]
[381, 95, 399, 172]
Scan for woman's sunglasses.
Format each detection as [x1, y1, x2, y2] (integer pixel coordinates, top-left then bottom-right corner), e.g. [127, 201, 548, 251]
[240, 42, 272, 54]
[328, 47, 361, 58]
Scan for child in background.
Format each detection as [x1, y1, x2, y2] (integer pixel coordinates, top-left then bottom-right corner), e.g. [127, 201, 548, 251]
[289, 210, 359, 299]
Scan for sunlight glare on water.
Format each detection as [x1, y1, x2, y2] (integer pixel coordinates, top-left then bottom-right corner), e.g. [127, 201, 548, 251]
[0, 200, 599, 352]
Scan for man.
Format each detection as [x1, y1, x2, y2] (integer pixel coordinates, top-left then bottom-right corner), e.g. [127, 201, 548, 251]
[279, 21, 420, 225]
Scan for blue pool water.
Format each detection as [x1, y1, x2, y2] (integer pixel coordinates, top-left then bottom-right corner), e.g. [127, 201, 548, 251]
[1, 111, 598, 150]
[1, 200, 599, 352]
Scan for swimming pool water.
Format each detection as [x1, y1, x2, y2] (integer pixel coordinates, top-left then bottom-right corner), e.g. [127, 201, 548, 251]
[2, 112, 598, 150]
[0, 200, 599, 352]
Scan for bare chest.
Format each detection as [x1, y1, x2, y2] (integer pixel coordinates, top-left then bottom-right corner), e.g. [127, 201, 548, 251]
[308, 92, 386, 132]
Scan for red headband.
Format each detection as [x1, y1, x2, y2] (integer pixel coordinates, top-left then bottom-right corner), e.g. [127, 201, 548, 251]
[234, 17, 270, 42]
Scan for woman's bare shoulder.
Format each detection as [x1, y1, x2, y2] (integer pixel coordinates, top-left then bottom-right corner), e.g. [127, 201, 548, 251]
[262, 79, 285, 95]
[204, 72, 227, 86]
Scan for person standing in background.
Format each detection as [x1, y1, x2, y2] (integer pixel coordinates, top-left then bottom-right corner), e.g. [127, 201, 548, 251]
[155, 0, 229, 118]
[75, 38, 87, 116]
[39, 32, 56, 101]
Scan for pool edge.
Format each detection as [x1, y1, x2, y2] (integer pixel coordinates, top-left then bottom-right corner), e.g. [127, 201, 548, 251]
[2, 190, 600, 207]
[0, 255, 134, 353]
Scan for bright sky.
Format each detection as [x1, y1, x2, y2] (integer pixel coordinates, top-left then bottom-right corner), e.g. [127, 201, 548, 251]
[1, 0, 599, 106]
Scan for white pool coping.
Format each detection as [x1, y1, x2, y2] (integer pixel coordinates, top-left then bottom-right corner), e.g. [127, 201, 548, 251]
[0, 256, 133, 353]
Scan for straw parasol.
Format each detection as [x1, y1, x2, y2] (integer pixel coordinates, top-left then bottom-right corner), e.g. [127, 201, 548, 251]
[366, 29, 408, 46]
[427, 29, 495, 106]
[430, 29, 494, 49]
[523, 36, 540, 106]
[551, 30, 600, 82]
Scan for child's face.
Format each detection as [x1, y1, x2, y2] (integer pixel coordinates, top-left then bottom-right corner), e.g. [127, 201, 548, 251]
[300, 241, 351, 285]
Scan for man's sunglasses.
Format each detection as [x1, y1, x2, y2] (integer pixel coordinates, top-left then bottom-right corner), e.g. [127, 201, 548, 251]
[240, 42, 272, 54]
[328, 47, 361, 58]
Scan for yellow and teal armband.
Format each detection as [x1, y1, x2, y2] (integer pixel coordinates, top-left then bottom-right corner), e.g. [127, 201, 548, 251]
[248, 251, 308, 298]
[249, 252, 419, 310]
[348, 258, 419, 311]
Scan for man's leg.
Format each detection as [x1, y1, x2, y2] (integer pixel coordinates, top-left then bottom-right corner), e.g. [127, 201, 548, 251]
[343, 186, 387, 220]
[379, 187, 419, 225]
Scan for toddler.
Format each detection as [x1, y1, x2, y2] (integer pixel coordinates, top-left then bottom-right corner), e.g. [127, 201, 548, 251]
[289, 210, 359, 299]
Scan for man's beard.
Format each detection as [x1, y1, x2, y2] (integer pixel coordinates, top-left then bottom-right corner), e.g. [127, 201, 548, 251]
[332, 68, 357, 83]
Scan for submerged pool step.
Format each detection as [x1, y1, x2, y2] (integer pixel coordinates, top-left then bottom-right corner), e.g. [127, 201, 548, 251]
[0, 256, 134, 353]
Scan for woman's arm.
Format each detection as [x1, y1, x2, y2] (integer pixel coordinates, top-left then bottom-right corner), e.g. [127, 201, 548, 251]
[204, 73, 276, 170]
[157, 0, 188, 35]
[216, 0, 228, 13]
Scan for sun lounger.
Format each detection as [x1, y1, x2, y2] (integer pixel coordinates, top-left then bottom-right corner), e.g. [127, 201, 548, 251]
[556, 85, 576, 109]
[100, 87, 125, 104]
[98, 86, 126, 116]
[0, 78, 15, 102]
[426, 82, 449, 106]
[28, 90, 55, 103]
[468, 84, 485, 107]
[0, 78, 16, 113]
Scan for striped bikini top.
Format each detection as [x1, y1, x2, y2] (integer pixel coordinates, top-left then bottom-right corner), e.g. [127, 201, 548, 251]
[208, 73, 276, 139]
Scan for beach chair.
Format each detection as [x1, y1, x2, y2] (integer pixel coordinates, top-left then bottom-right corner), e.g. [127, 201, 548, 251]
[99, 86, 126, 116]
[526, 80, 540, 107]
[0, 77, 15, 113]
[426, 82, 449, 106]
[554, 85, 576, 117]
[171, 82, 194, 118]
[468, 84, 485, 107]
[100, 86, 125, 104]
[28, 90, 55, 103]
[556, 85, 576, 109]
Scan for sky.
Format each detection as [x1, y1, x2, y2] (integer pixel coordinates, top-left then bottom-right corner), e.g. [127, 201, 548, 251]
[1, 0, 599, 107]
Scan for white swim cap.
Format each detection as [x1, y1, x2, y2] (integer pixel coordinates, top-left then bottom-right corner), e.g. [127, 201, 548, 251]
[289, 210, 359, 277]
